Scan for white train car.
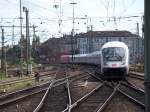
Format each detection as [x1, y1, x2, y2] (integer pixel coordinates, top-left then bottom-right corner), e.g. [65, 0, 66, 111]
[71, 51, 101, 65]
[60, 41, 129, 79]
[86, 51, 101, 65]
[72, 54, 88, 64]
[101, 41, 129, 79]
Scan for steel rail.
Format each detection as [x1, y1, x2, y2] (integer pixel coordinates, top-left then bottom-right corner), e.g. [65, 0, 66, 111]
[117, 88, 145, 108]
[1, 73, 92, 109]
[62, 72, 92, 112]
[0, 71, 56, 87]
[0, 74, 75, 108]
[33, 68, 66, 112]
[95, 83, 120, 112]
[0, 77, 35, 86]
[63, 82, 105, 112]
[0, 65, 85, 110]
[33, 79, 55, 112]
[66, 78, 72, 112]
[122, 81, 145, 94]
[128, 72, 144, 80]
[33, 70, 86, 112]
[86, 71, 103, 82]
[69, 74, 90, 84]
[0, 71, 79, 99]
[0, 88, 46, 107]
[63, 67, 72, 112]
[0, 81, 66, 107]
[125, 80, 145, 93]
[86, 69, 145, 111]
[0, 80, 50, 99]
[115, 81, 145, 108]
[0, 79, 67, 107]
[62, 68, 103, 112]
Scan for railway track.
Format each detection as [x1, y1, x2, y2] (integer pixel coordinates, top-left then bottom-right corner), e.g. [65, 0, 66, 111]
[67, 82, 118, 112]
[85, 72, 145, 112]
[0, 71, 56, 88]
[127, 72, 144, 90]
[0, 64, 64, 89]
[0, 71, 56, 95]
[0, 81, 50, 107]
[83, 67, 145, 112]
[36, 81, 68, 112]
[0, 65, 87, 112]
[33, 69, 68, 112]
[0, 65, 145, 112]
[0, 65, 74, 95]
[0, 70, 60, 107]
[118, 81, 145, 107]
[0, 72, 84, 107]
[128, 72, 144, 80]
[0, 78, 68, 112]
[103, 92, 144, 112]
[63, 71, 119, 112]
[33, 69, 91, 112]
[0, 66, 84, 112]
[70, 76, 100, 104]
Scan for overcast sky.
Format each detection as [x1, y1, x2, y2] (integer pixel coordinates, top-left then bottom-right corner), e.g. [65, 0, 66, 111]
[0, 0, 144, 45]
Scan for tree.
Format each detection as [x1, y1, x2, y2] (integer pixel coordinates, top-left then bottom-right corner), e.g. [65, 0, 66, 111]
[6, 45, 21, 63]
[32, 35, 40, 49]
[18, 34, 27, 59]
[32, 35, 41, 62]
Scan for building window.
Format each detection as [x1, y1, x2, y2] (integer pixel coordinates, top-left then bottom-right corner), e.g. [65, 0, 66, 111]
[119, 37, 122, 41]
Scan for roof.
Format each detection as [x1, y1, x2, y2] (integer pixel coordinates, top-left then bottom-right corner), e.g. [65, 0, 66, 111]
[75, 30, 139, 38]
[102, 41, 128, 49]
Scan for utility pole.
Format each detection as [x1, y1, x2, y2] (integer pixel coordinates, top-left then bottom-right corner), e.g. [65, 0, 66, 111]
[136, 22, 140, 65]
[136, 22, 139, 36]
[32, 24, 37, 60]
[4, 45, 7, 77]
[89, 24, 93, 53]
[1, 28, 7, 77]
[33, 24, 35, 47]
[142, 16, 144, 39]
[33, 25, 36, 38]
[23, 6, 31, 74]
[70, 1, 77, 69]
[145, 0, 150, 112]
[33, 24, 37, 49]
[19, 0, 23, 76]
[20, 0, 23, 37]
[1, 29, 5, 70]
[12, 25, 14, 47]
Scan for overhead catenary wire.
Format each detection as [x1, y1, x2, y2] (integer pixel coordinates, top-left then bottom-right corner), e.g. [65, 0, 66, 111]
[0, 0, 143, 38]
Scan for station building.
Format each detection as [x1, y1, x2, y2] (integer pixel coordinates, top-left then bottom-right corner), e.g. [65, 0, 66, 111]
[75, 31, 144, 64]
[39, 30, 144, 64]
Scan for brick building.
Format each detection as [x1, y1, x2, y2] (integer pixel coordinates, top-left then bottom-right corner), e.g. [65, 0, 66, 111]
[37, 35, 75, 63]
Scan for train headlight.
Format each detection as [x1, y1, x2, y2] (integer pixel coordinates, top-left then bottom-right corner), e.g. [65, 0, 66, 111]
[103, 61, 108, 66]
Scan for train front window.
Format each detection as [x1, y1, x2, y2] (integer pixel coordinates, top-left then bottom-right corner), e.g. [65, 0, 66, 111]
[102, 47, 125, 61]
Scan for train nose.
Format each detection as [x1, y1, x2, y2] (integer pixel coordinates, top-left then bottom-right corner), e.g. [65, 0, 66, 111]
[103, 67, 127, 78]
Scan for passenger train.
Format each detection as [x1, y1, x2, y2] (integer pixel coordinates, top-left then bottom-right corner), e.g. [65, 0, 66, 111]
[60, 41, 129, 79]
